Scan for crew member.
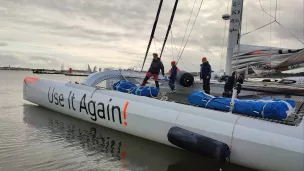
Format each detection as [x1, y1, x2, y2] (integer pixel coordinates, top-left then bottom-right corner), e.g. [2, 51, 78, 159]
[224, 71, 236, 94]
[200, 57, 212, 94]
[236, 73, 245, 95]
[168, 61, 179, 93]
[141, 53, 164, 88]
[223, 72, 244, 97]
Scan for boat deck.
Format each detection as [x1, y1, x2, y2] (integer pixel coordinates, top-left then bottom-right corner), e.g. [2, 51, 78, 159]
[158, 90, 304, 126]
[104, 78, 304, 126]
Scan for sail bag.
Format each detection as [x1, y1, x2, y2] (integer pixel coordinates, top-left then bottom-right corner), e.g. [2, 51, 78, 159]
[130, 86, 159, 97]
[113, 80, 159, 97]
[113, 80, 137, 93]
[188, 90, 295, 120]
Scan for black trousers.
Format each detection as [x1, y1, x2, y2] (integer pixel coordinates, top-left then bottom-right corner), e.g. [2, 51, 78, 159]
[237, 84, 242, 95]
[202, 77, 210, 94]
[168, 79, 176, 91]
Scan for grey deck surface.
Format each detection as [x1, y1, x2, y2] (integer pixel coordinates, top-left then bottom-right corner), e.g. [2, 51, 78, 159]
[159, 86, 304, 126]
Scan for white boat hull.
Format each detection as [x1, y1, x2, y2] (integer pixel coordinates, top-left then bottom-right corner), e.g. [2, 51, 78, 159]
[23, 76, 304, 171]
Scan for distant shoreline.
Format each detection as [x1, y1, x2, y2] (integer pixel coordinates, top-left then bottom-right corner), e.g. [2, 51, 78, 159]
[0, 67, 303, 78]
[0, 67, 87, 73]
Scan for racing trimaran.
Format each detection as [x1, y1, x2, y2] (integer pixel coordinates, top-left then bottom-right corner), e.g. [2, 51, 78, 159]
[24, 0, 304, 171]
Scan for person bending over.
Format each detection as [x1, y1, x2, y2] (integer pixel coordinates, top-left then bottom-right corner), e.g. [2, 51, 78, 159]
[223, 72, 244, 97]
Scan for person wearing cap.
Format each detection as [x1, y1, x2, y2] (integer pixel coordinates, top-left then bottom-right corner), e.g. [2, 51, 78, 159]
[141, 53, 165, 88]
[200, 57, 212, 94]
[168, 61, 179, 93]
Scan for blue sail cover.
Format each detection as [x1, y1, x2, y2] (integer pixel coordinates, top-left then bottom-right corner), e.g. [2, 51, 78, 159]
[113, 80, 137, 93]
[188, 91, 295, 120]
[131, 86, 159, 97]
[113, 80, 159, 97]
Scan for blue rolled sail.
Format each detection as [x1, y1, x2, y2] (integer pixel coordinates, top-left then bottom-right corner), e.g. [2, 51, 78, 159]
[113, 80, 137, 93]
[113, 80, 159, 97]
[188, 90, 295, 120]
[131, 86, 159, 97]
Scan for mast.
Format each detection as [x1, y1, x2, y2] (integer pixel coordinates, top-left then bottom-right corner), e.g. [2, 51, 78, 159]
[141, 0, 163, 72]
[159, 0, 179, 59]
[225, 0, 244, 76]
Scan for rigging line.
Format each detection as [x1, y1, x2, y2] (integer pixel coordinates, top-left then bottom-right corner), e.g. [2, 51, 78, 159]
[170, 29, 175, 60]
[181, 58, 197, 66]
[171, 29, 179, 56]
[241, 21, 275, 36]
[220, 21, 228, 70]
[179, 58, 190, 71]
[177, 0, 204, 64]
[141, 0, 163, 71]
[258, 0, 303, 45]
[177, 0, 197, 57]
[275, 21, 304, 44]
[226, 0, 230, 13]
[275, 0, 278, 19]
[279, 0, 281, 47]
[259, 0, 275, 19]
[154, 36, 175, 53]
[159, 0, 179, 59]
[270, 0, 272, 59]
[220, 0, 231, 70]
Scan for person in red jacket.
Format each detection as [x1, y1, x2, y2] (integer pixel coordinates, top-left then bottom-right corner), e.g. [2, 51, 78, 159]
[141, 53, 165, 88]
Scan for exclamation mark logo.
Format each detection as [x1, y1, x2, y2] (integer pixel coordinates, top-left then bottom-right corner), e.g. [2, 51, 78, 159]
[123, 102, 129, 126]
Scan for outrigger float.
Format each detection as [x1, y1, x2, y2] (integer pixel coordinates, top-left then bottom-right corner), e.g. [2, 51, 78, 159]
[23, 70, 304, 171]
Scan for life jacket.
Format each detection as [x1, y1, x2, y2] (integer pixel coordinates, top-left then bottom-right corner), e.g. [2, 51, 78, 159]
[168, 67, 180, 75]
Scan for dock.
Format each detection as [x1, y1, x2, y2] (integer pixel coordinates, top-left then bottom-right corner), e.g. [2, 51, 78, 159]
[64, 73, 89, 77]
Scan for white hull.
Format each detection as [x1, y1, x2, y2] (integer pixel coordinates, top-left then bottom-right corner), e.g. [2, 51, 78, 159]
[23, 77, 304, 171]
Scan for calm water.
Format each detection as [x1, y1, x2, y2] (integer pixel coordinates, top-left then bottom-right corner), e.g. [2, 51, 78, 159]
[0, 71, 256, 171]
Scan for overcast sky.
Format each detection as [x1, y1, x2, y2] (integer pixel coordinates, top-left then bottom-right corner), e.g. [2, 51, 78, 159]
[0, 0, 303, 72]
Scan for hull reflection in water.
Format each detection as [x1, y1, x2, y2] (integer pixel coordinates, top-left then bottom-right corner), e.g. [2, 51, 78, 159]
[23, 104, 256, 171]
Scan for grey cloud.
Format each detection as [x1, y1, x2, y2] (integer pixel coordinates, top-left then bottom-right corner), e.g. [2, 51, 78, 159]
[0, 53, 26, 66]
[0, 51, 63, 69]
[1, 18, 134, 43]
[28, 56, 60, 63]
[2, 0, 302, 44]
[0, 0, 303, 71]
[2, 0, 158, 31]
[0, 42, 8, 46]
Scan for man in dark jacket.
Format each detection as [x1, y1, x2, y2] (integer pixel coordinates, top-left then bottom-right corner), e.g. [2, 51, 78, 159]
[141, 53, 164, 88]
[236, 73, 244, 95]
[200, 57, 211, 94]
[224, 71, 236, 93]
[223, 72, 244, 97]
